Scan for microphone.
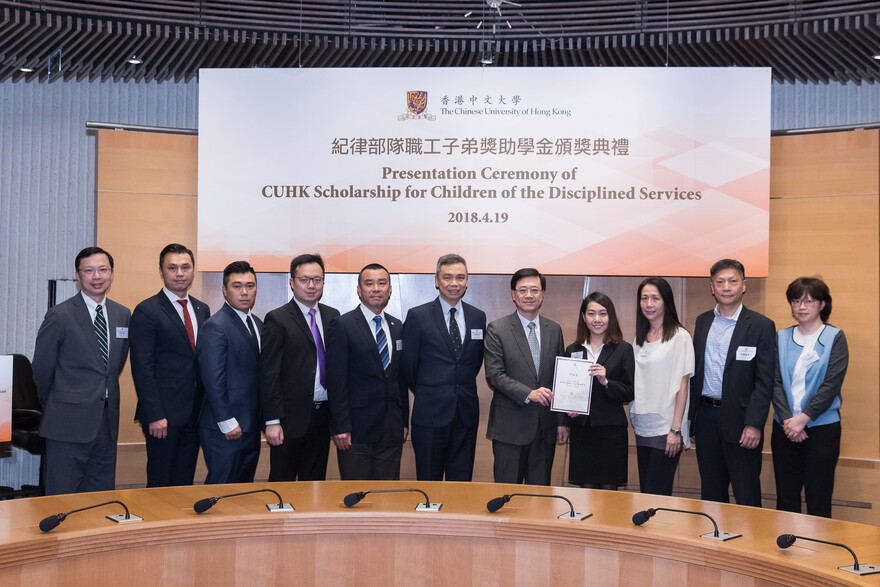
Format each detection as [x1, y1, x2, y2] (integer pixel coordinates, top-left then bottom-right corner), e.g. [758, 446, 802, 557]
[777, 534, 880, 576]
[486, 493, 591, 520]
[38, 500, 143, 532]
[342, 488, 442, 511]
[631, 507, 740, 541]
[192, 488, 294, 513]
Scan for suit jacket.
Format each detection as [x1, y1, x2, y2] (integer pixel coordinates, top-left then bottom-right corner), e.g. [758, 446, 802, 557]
[130, 291, 210, 427]
[484, 312, 565, 445]
[326, 307, 409, 445]
[260, 300, 340, 437]
[401, 298, 486, 429]
[197, 303, 262, 434]
[564, 341, 634, 428]
[689, 306, 776, 442]
[33, 293, 131, 443]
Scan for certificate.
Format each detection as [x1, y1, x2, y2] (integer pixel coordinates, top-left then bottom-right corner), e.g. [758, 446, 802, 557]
[551, 356, 593, 415]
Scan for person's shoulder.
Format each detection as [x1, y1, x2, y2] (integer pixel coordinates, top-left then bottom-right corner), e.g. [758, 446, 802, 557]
[542, 315, 563, 331]
[105, 297, 131, 316]
[133, 291, 163, 312]
[318, 302, 340, 317]
[406, 300, 436, 319]
[742, 306, 774, 325]
[462, 300, 486, 319]
[487, 312, 516, 330]
[564, 342, 586, 355]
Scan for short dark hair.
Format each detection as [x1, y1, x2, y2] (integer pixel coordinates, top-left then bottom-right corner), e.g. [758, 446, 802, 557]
[75, 246, 114, 271]
[223, 260, 256, 286]
[358, 263, 390, 285]
[710, 258, 745, 280]
[575, 291, 623, 346]
[159, 243, 194, 268]
[436, 253, 467, 274]
[786, 276, 833, 322]
[635, 277, 684, 345]
[290, 253, 325, 278]
[510, 268, 546, 291]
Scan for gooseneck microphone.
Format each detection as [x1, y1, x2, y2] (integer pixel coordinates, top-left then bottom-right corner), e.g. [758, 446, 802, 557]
[777, 534, 880, 576]
[193, 488, 294, 513]
[342, 488, 442, 511]
[631, 507, 741, 541]
[38, 500, 143, 532]
[486, 493, 591, 520]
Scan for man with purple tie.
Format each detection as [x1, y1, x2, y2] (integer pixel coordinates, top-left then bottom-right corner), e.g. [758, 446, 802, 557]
[260, 254, 340, 481]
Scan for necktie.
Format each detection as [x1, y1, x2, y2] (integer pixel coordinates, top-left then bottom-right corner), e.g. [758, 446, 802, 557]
[177, 299, 195, 351]
[246, 315, 259, 350]
[527, 321, 540, 374]
[374, 315, 390, 372]
[449, 307, 463, 355]
[309, 308, 327, 388]
[94, 304, 109, 369]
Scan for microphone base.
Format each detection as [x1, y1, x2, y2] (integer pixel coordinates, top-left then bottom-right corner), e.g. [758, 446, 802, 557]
[106, 514, 143, 524]
[839, 564, 880, 575]
[558, 512, 592, 521]
[266, 503, 295, 512]
[415, 503, 443, 512]
[700, 531, 741, 541]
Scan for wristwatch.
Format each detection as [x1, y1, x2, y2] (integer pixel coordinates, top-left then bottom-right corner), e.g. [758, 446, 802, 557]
[669, 429, 682, 436]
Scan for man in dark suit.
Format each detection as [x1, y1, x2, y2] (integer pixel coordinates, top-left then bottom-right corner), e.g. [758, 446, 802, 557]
[327, 263, 409, 480]
[689, 258, 776, 507]
[130, 243, 210, 487]
[197, 261, 262, 484]
[401, 254, 486, 481]
[484, 268, 566, 485]
[33, 246, 131, 495]
[261, 253, 339, 481]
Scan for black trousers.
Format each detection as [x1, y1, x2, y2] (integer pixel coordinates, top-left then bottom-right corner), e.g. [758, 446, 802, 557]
[142, 413, 200, 488]
[268, 403, 331, 482]
[336, 427, 403, 481]
[411, 402, 477, 482]
[492, 421, 555, 486]
[636, 445, 681, 496]
[771, 419, 840, 518]
[695, 401, 763, 507]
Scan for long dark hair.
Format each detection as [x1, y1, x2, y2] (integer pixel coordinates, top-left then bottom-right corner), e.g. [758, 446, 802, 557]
[635, 277, 684, 345]
[575, 292, 623, 346]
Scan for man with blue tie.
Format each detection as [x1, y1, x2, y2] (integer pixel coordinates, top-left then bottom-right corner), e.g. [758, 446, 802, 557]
[197, 261, 262, 484]
[327, 263, 409, 480]
[130, 243, 210, 487]
[32, 246, 131, 495]
[401, 254, 486, 481]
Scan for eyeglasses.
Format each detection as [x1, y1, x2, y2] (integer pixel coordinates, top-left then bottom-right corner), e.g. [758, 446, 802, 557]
[516, 287, 541, 296]
[791, 298, 819, 307]
[79, 266, 111, 276]
[295, 276, 324, 286]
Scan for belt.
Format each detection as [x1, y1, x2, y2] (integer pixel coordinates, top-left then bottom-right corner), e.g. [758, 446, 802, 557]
[700, 395, 722, 407]
[313, 401, 327, 410]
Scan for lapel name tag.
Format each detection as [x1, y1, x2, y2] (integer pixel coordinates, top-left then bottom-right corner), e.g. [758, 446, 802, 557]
[115, 327, 129, 338]
[801, 350, 820, 367]
[736, 346, 756, 361]
[471, 329, 483, 340]
[396, 339, 403, 351]
[571, 351, 584, 359]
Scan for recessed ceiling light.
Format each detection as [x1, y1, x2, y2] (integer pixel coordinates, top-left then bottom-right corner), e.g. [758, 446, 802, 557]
[128, 56, 142, 65]
[19, 67, 34, 73]
[873, 52, 880, 60]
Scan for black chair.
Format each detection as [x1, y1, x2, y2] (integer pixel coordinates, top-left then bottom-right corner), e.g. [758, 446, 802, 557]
[9, 354, 45, 497]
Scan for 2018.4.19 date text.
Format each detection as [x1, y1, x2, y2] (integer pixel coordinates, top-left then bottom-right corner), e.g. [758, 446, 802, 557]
[448, 212, 509, 223]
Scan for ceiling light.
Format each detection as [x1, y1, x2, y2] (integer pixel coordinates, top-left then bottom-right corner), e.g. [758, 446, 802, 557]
[872, 52, 880, 60]
[19, 67, 34, 73]
[128, 56, 142, 65]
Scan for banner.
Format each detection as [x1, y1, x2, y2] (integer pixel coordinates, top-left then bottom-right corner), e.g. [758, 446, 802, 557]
[0, 356, 11, 442]
[199, 67, 770, 276]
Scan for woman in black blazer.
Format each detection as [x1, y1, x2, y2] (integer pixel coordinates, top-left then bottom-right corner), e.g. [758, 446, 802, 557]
[564, 292, 635, 489]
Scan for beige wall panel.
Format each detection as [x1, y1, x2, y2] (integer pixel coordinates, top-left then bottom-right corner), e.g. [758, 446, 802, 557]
[97, 130, 198, 195]
[770, 130, 879, 198]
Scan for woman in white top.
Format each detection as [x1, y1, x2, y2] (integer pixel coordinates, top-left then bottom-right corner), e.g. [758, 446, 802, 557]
[631, 277, 695, 496]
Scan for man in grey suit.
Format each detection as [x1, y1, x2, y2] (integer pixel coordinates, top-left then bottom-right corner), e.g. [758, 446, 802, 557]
[32, 246, 131, 495]
[484, 268, 566, 485]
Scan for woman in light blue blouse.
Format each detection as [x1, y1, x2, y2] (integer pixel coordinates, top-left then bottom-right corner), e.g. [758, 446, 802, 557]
[772, 276, 848, 518]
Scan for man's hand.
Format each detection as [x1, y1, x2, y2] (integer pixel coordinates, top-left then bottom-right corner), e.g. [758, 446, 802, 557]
[148, 418, 168, 439]
[265, 423, 284, 446]
[556, 426, 570, 444]
[739, 425, 761, 449]
[333, 433, 352, 450]
[527, 387, 553, 406]
[225, 425, 243, 440]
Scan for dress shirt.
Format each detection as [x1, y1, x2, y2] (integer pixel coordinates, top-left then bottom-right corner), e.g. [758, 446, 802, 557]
[162, 286, 199, 341]
[702, 304, 743, 399]
[438, 297, 465, 335]
[516, 311, 541, 345]
[359, 303, 393, 360]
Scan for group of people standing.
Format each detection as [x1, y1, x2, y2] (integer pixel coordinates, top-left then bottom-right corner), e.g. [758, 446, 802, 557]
[31, 246, 847, 519]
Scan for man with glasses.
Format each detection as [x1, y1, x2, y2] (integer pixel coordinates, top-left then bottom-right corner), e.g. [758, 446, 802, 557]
[33, 246, 131, 495]
[689, 258, 776, 507]
[484, 268, 566, 485]
[260, 254, 339, 481]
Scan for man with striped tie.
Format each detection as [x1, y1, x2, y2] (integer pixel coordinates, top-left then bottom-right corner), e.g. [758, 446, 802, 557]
[326, 263, 409, 480]
[33, 247, 131, 495]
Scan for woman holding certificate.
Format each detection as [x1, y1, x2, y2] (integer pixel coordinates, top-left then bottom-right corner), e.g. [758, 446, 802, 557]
[563, 292, 634, 490]
[631, 277, 694, 496]
[771, 277, 848, 518]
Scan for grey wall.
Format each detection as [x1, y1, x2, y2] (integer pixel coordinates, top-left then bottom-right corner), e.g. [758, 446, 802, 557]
[1, 77, 878, 358]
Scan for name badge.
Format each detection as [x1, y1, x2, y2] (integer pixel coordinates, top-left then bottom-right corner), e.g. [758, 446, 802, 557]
[395, 339, 403, 351]
[736, 346, 756, 361]
[638, 348, 650, 359]
[115, 327, 129, 338]
[801, 350, 820, 367]
[570, 351, 584, 360]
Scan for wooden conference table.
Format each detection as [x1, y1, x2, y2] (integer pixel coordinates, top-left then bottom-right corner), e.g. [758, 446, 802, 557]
[0, 481, 878, 586]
